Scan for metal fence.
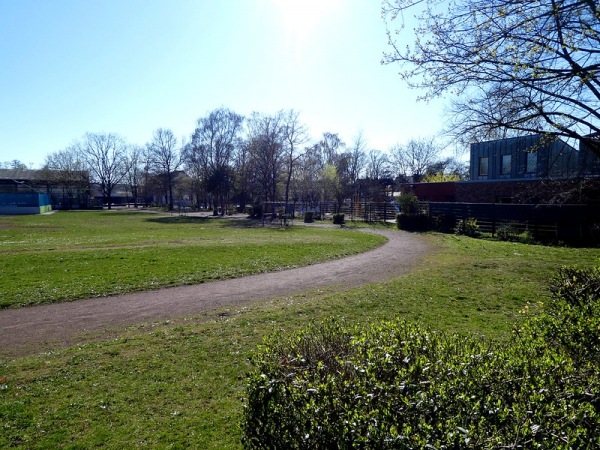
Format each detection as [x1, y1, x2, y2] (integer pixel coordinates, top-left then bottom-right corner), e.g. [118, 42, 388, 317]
[264, 200, 399, 222]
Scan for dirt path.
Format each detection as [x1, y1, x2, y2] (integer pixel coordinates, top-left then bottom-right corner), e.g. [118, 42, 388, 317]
[0, 227, 430, 357]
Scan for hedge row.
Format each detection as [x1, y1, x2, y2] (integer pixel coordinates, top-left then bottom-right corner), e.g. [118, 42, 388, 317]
[242, 267, 600, 448]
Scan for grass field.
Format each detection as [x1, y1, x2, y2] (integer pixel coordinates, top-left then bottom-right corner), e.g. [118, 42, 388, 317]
[1, 212, 599, 448]
[0, 211, 384, 308]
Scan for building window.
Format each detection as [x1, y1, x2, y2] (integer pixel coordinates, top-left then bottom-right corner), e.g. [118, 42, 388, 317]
[479, 157, 489, 176]
[501, 154, 512, 175]
[526, 152, 537, 174]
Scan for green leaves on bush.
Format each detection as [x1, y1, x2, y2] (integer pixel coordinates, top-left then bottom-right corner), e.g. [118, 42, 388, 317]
[395, 193, 430, 232]
[243, 266, 600, 449]
[396, 213, 430, 232]
[496, 224, 536, 244]
[454, 217, 480, 237]
[395, 192, 420, 216]
[519, 266, 600, 364]
[332, 213, 345, 225]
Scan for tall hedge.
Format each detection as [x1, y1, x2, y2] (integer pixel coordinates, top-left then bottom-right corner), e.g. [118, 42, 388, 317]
[242, 267, 600, 449]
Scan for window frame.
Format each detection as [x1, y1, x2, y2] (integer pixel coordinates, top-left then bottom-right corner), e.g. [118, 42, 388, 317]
[478, 156, 489, 176]
[501, 154, 512, 176]
[526, 151, 537, 174]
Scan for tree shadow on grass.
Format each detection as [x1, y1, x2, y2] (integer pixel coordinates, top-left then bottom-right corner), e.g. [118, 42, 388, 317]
[144, 216, 214, 225]
[144, 214, 299, 229]
[143, 215, 258, 227]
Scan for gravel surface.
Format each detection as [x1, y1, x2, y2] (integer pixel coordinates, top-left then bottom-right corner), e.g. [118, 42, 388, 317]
[0, 227, 430, 357]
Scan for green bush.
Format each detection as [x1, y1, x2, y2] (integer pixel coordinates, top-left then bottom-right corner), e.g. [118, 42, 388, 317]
[332, 213, 345, 225]
[430, 213, 456, 233]
[518, 265, 600, 364]
[496, 224, 518, 241]
[454, 217, 480, 237]
[395, 193, 430, 231]
[496, 224, 536, 244]
[248, 204, 263, 219]
[242, 267, 600, 449]
[396, 213, 430, 231]
[395, 192, 420, 216]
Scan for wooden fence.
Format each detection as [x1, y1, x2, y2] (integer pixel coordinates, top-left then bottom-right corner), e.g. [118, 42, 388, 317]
[423, 202, 600, 243]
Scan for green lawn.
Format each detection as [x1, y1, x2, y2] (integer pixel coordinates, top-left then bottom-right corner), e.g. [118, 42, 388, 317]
[0, 211, 384, 308]
[0, 214, 599, 449]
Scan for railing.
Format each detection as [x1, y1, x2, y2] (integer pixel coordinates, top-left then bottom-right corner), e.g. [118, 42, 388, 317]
[263, 200, 399, 222]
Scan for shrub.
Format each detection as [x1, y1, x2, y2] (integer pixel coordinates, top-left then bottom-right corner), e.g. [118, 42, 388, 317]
[496, 224, 536, 244]
[518, 265, 600, 364]
[332, 213, 345, 225]
[430, 213, 456, 233]
[496, 224, 519, 241]
[248, 204, 263, 219]
[243, 267, 600, 448]
[396, 213, 430, 231]
[518, 230, 536, 244]
[395, 193, 430, 231]
[454, 217, 480, 237]
[243, 319, 599, 448]
[303, 211, 314, 223]
[395, 192, 420, 216]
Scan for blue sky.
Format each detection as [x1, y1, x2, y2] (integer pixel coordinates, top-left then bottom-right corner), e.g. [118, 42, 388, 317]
[0, 0, 448, 168]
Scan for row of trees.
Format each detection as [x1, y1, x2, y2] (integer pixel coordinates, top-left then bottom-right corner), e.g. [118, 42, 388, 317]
[34, 107, 467, 212]
[8, 0, 599, 210]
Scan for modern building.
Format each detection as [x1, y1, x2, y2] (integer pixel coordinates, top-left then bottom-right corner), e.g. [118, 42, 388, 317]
[469, 134, 580, 181]
[578, 132, 600, 177]
[403, 134, 600, 205]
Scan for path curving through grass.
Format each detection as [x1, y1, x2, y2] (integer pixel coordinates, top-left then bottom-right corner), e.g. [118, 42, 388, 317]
[0, 227, 430, 357]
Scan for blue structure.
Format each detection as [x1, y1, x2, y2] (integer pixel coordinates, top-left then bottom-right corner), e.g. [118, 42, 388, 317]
[0, 193, 52, 215]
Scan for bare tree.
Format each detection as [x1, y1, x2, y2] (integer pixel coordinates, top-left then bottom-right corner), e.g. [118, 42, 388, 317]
[78, 132, 128, 209]
[181, 141, 206, 209]
[294, 144, 325, 206]
[344, 131, 368, 185]
[232, 139, 252, 212]
[389, 137, 442, 182]
[317, 132, 345, 166]
[295, 132, 346, 181]
[146, 128, 181, 210]
[124, 145, 144, 207]
[281, 109, 309, 214]
[189, 107, 244, 215]
[41, 147, 90, 209]
[1, 160, 28, 171]
[383, 0, 600, 155]
[365, 149, 390, 180]
[246, 112, 285, 208]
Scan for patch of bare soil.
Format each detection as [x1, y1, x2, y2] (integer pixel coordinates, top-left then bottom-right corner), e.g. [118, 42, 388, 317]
[0, 227, 431, 358]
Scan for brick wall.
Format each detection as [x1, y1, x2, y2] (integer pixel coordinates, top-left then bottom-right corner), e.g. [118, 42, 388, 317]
[409, 179, 600, 204]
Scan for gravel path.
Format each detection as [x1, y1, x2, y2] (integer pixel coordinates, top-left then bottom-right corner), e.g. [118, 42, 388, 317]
[0, 227, 430, 357]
